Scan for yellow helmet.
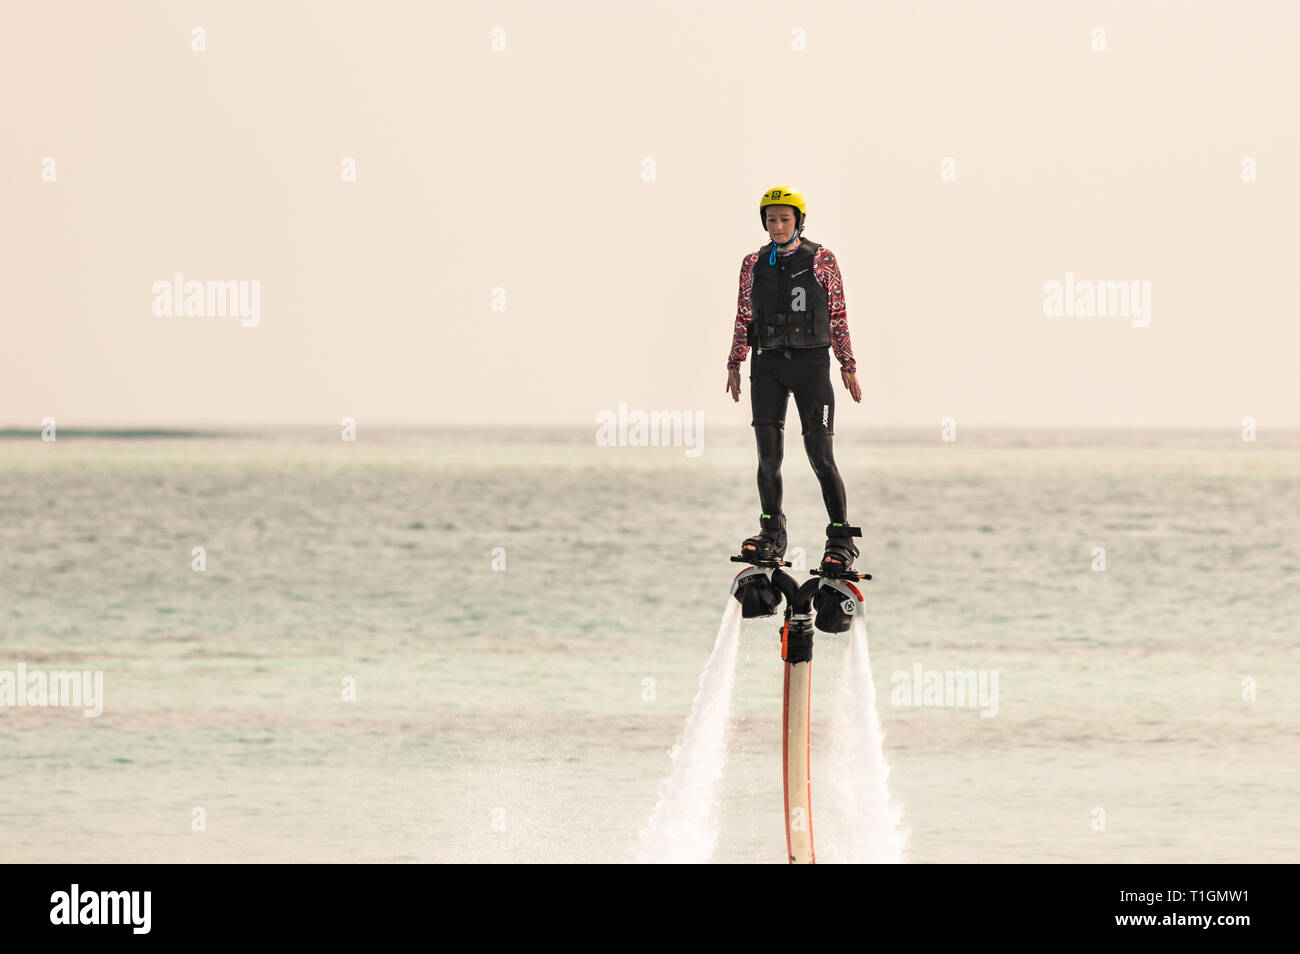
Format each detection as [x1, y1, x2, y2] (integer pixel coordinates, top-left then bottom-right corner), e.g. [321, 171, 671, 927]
[759, 186, 806, 230]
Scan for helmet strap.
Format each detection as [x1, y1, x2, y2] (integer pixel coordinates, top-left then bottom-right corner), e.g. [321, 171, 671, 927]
[768, 227, 801, 265]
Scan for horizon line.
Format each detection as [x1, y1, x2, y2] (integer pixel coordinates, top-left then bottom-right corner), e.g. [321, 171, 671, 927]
[2, 422, 1295, 437]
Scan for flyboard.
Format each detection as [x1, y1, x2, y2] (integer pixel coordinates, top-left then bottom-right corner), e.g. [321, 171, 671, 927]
[729, 549, 869, 864]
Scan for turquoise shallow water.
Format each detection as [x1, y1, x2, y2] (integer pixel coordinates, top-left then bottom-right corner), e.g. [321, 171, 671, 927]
[1, 427, 1297, 862]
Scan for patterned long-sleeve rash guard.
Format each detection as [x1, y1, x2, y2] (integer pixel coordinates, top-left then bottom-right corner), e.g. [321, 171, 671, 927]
[726, 241, 857, 374]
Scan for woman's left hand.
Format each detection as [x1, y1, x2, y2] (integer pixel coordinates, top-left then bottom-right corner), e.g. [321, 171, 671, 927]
[841, 370, 862, 403]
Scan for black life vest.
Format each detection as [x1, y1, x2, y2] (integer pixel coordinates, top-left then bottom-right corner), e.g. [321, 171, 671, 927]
[748, 240, 831, 351]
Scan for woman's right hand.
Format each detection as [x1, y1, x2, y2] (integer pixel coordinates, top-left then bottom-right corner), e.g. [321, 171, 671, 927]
[726, 369, 742, 402]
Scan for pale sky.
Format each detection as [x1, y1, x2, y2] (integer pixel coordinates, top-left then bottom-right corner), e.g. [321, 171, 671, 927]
[3, 1, 1297, 429]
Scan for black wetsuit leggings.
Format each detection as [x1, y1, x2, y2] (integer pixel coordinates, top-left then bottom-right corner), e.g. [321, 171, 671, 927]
[749, 346, 847, 523]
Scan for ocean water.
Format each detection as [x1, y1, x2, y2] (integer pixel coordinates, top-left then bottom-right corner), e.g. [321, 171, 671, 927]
[1, 426, 1297, 863]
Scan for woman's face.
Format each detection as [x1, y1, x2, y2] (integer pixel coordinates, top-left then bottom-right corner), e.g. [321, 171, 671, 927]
[765, 207, 796, 242]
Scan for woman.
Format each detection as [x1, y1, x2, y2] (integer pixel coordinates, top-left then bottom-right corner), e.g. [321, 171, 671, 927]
[725, 186, 864, 575]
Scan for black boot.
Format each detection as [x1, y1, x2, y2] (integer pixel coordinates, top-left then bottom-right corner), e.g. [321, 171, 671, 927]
[820, 522, 861, 576]
[740, 512, 788, 565]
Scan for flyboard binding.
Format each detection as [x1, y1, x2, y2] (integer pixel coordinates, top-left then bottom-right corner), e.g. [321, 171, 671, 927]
[729, 546, 871, 864]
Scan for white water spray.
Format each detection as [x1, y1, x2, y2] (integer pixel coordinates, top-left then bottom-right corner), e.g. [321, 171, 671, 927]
[637, 600, 743, 863]
[819, 614, 909, 863]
